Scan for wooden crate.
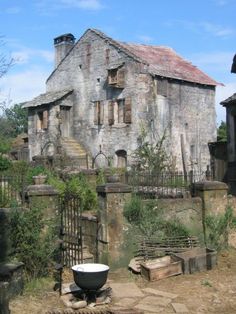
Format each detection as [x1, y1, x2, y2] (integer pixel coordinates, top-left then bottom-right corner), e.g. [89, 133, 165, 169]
[140, 256, 182, 281]
[172, 248, 217, 274]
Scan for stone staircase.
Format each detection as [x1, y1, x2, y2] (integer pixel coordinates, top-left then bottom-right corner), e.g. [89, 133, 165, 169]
[82, 246, 94, 263]
[61, 137, 92, 169]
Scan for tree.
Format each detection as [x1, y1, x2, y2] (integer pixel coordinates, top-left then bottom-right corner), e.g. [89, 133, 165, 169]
[0, 36, 13, 79]
[4, 103, 28, 136]
[132, 126, 172, 173]
[217, 121, 227, 142]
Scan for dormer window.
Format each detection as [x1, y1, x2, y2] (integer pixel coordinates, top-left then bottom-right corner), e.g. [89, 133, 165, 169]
[108, 66, 125, 88]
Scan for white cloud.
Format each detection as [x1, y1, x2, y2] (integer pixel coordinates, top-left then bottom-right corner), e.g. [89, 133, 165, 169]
[137, 35, 153, 44]
[164, 19, 234, 38]
[0, 67, 49, 106]
[200, 22, 234, 37]
[214, 0, 228, 6]
[5, 6, 21, 14]
[61, 0, 103, 10]
[12, 48, 54, 65]
[35, 0, 104, 12]
[188, 51, 233, 74]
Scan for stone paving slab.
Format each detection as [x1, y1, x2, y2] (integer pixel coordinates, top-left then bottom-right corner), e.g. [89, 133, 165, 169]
[171, 302, 189, 313]
[110, 282, 145, 299]
[142, 288, 178, 299]
[134, 303, 164, 313]
[134, 295, 172, 313]
[114, 297, 138, 308]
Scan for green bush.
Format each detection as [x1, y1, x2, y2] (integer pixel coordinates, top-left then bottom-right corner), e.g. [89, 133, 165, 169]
[10, 206, 57, 280]
[205, 206, 236, 251]
[63, 174, 97, 211]
[124, 196, 190, 238]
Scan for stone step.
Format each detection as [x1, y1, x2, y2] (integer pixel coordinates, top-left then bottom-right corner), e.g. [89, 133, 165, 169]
[60, 137, 93, 169]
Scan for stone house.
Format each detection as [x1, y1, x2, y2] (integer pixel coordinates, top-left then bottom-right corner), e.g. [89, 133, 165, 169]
[23, 29, 218, 171]
[220, 56, 236, 194]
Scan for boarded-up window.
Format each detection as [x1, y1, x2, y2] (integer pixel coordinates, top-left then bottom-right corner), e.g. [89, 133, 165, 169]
[108, 101, 114, 125]
[124, 97, 132, 124]
[157, 77, 168, 97]
[94, 101, 104, 125]
[37, 110, 48, 130]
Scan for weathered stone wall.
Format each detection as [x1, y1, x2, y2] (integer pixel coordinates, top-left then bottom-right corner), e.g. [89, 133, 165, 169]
[27, 30, 217, 171]
[148, 197, 203, 236]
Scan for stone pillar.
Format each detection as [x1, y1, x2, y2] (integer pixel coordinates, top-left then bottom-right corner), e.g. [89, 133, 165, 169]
[25, 184, 59, 219]
[0, 209, 24, 313]
[96, 182, 131, 269]
[193, 181, 228, 214]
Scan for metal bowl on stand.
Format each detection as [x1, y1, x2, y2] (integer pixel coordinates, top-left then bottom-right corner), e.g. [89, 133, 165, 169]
[71, 263, 109, 291]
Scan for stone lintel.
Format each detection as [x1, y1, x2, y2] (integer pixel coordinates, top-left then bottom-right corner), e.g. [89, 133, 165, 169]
[96, 183, 132, 194]
[26, 184, 59, 196]
[194, 181, 228, 191]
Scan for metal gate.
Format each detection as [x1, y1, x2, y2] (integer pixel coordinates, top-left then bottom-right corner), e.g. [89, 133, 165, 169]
[60, 194, 99, 268]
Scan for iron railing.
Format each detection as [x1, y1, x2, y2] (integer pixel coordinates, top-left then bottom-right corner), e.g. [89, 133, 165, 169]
[126, 170, 208, 199]
[0, 175, 25, 207]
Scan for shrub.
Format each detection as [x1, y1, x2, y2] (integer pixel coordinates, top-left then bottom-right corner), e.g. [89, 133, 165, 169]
[10, 206, 58, 280]
[205, 206, 236, 251]
[124, 196, 190, 238]
[63, 174, 97, 211]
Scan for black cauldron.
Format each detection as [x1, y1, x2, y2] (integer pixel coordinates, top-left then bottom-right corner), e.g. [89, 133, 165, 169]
[71, 263, 109, 291]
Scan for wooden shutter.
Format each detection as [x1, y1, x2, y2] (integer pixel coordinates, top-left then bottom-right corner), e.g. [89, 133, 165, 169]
[94, 102, 99, 125]
[42, 110, 48, 129]
[117, 68, 125, 88]
[124, 97, 132, 124]
[108, 101, 114, 125]
[100, 101, 104, 125]
[157, 78, 168, 97]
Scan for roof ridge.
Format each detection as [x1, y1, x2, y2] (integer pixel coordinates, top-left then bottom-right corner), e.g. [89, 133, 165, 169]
[89, 28, 148, 65]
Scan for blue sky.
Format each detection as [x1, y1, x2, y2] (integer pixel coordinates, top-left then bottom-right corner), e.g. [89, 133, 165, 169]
[1, 0, 236, 124]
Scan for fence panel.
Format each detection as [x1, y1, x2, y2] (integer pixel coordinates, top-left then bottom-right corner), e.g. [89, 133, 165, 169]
[126, 170, 207, 199]
[0, 175, 24, 207]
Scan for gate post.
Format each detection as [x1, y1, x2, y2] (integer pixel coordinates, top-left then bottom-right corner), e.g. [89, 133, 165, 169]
[96, 182, 131, 269]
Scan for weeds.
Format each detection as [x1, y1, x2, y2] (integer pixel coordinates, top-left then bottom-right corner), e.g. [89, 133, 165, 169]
[205, 206, 236, 251]
[10, 205, 58, 281]
[124, 195, 190, 238]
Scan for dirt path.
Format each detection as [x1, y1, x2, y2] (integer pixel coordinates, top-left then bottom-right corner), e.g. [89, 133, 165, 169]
[10, 248, 236, 314]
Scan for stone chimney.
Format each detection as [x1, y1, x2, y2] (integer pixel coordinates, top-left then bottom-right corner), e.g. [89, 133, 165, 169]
[54, 33, 75, 68]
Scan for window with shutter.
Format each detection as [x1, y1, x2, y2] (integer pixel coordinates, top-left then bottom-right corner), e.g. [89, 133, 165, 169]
[108, 101, 114, 125]
[37, 110, 48, 130]
[94, 101, 104, 125]
[117, 69, 125, 88]
[157, 77, 168, 97]
[124, 97, 132, 124]
[108, 69, 118, 85]
[108, 66, 125, 88]
[117, 99, 125, 123]
[42, 110, 48, 129]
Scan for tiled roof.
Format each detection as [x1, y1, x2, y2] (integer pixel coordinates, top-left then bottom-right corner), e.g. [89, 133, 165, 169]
[22, 89, 73, 108]
[90, 29, 219, 86]
[119, 42, 219, 86]
[221, 93, 236, 106]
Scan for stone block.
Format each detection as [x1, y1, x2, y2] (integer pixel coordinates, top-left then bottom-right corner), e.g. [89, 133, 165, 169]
[171, 302, 189, 313]
[110, 282, 144, 299]
[142, 287, 178, 299]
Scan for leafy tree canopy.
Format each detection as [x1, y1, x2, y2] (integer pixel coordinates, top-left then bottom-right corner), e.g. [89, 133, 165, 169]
[217, 121, 227, 142]
[0, 103, 28, 139]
